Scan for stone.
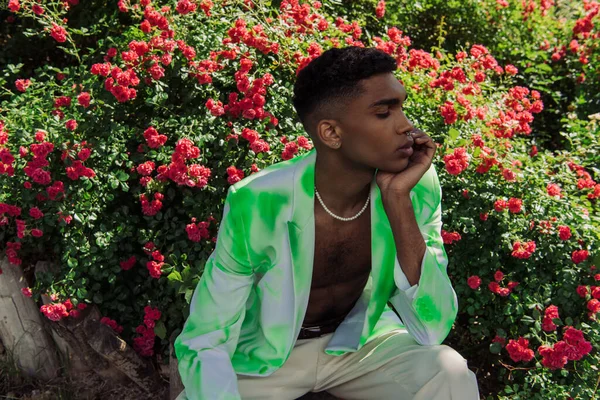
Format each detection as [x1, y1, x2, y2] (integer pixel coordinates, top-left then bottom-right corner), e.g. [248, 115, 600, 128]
[0, 257, 60, 381]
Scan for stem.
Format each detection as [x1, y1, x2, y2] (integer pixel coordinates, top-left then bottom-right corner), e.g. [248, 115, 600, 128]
[593, 371, 600, 398]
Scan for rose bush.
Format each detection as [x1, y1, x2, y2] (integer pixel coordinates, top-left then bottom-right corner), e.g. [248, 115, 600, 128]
[1, 0, 599, 398]
[336, 0, 600, 152]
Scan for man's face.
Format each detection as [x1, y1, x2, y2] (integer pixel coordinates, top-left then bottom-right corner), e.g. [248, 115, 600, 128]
[326, 72, 415, 173]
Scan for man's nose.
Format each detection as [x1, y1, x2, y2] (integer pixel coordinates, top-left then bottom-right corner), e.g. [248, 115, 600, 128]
[396, 115, 415, 136]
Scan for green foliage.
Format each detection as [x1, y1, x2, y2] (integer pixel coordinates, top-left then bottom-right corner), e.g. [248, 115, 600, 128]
[0, 0, 599, 398]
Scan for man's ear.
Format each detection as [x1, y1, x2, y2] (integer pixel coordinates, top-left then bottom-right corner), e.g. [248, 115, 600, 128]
[316, 119, 342, 149]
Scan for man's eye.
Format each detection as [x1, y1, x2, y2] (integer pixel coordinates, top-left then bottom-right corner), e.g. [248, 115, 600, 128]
[376, 111, 390, 119]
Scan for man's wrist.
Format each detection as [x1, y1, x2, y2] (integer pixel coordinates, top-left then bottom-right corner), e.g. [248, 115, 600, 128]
[382, 192, 413, 210]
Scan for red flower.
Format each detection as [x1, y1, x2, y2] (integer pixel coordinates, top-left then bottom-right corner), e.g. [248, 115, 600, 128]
[21, 287, 32, 297]
[78, 148, 91, 161]
[508, 198, 522, 213]
[530, 145, 538, 157]
[467, 276, 481, 289]
[572, 249, 589, 264]
[50, 23, 67, 43]
[137, 161, 155, 176]
[441, 230, 461, 244]
[488, 281, 500, 294]
[562, 326, 592, 361]
[226, 165, 245, 185]
[29, 207, 44, 219]
[100, 317, 124, 334]
[250, 139, 270, 154]
[77, 92, 91, 107]
[151, 250, 164, 262]
[547, 183, 562, 197]
[31, 228, 44, 238]
[186, 220, 210, 242]
[538, 344, 568, 370]
[492, 335, 506, 347]
[511, 241, 536, 259]
[143, 127, 167, 149]
[144, 306, 162, 324]
[120, 256, 137, 271]
[8, 0, 20, 12]
[40, 303, 69, 321]
[494, 270, 504, 282]
[443, 147, 469, 175]
[65, 119, 78, 131]
[375, 0, 385, 18]
[15, 79, 32, 92]
[502, 168, 516, 182]
[505, 65, 518, 75]
[147, 261, 163, 279]
[494, 199, 507, 212]
[558, 226, 571, 240]
[470, 44, 489, 58]
[542, 305, 559, 332]
[439, 101, 458, 124]
[507, 281, 519, 290]
[587, 299, 600, 314]
[506, 337, 534, 362]
[282, 141, 299, 160]
[576, 285, 588, 298]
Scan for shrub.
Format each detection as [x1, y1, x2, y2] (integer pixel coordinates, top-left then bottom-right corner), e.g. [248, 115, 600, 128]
[1, 0, 598, 397]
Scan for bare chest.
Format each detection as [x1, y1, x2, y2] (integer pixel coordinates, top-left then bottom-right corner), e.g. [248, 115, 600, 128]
[311, 212, 372, 289]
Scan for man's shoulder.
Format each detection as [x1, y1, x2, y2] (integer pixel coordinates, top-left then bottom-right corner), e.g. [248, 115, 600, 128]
[230, 149, 314, 197]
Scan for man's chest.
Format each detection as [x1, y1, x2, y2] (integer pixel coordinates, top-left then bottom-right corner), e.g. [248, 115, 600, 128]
[311, 211, 372, 289]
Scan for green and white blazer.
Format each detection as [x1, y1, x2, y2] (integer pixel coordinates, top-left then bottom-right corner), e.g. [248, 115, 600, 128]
[174, 147, 458, 399]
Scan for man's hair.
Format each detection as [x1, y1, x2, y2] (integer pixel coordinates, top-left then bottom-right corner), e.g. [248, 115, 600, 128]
[292, 46, 398, 140]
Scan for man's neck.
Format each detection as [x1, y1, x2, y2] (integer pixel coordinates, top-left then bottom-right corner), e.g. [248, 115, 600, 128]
[314, 150, 374, 217]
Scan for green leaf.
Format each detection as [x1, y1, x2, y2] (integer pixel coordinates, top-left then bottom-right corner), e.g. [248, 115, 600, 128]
[449, 128, 460, 140]
[489, 342, 502, 354]
[93, 292, 103, 304]
[167, 270, 183, 282]
[536, 63, 553, 73]
[184, 288, 194, 304]
[154, 320, 167, 340]
[117, 171, 129, 181]
[67, 258, 78, 268]
[521, 315, 535, 324]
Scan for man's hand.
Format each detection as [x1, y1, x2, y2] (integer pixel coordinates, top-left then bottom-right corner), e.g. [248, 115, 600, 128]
[376, 129, 437, 198]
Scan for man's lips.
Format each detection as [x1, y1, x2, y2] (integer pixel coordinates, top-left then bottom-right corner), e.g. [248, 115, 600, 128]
[396, 143, 414, 157]
[397, 140, 414, 150]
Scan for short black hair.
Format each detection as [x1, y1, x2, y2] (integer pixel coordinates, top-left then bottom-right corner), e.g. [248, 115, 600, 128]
[292, 46, 398, 140]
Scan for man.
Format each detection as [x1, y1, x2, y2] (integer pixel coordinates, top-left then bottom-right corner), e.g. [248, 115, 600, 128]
[175, 46, 480, 399]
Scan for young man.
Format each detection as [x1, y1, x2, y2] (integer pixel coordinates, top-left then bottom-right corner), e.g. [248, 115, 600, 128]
[175, 46, 480, 400]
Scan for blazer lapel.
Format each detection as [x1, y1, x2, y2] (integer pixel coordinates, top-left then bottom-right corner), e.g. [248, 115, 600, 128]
[286, 148, 317, 339]
[362, 177, 398, 341]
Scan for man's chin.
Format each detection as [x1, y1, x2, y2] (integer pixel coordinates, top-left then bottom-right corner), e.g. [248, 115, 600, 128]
[379, 158, 410, 173]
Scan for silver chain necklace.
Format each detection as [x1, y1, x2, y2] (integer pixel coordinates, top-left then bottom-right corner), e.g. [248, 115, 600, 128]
[315, 187, 370, 222]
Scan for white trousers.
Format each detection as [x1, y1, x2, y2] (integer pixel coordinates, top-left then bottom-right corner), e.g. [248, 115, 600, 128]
[237, 329, 480, 400]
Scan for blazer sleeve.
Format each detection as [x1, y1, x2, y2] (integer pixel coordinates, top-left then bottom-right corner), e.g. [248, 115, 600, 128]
[174, 185, 254, 400]
[388, 165, 458, 346]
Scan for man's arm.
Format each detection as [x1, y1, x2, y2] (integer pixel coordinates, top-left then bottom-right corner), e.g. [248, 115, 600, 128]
[382, 195, 427, 287]
[174, 186, 253, 400]
[383, 165, 458, 345]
